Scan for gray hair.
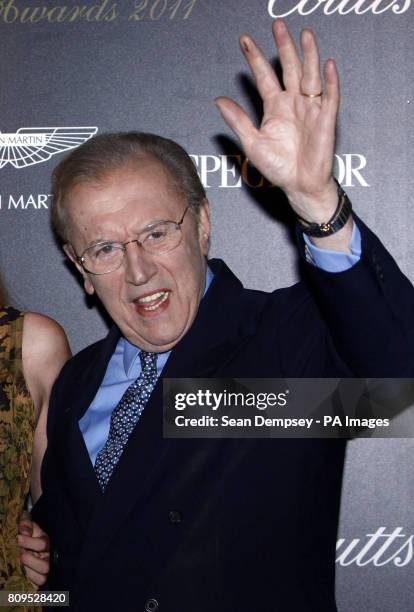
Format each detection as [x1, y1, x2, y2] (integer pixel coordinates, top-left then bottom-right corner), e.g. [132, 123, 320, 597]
[51, 131, 206, 242]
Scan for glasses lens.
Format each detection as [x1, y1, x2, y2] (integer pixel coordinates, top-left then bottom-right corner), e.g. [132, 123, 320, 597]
[141, 221, 182, 255]
[81, 219, 184, 274]
[83, 242, 124, 274]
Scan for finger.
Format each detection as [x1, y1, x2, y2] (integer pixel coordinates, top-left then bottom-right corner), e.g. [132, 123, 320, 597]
[215, 96, 258, 145]
[272, 18, 302, 92]
[18, 516, 33, 537]
[322, 58, 340, 114]
[24, 566, 48, 589]
[21, 550, 50, 576]
[314, 60, 339, 154]
[239, 34, 282, 101]
[18, 533, 49, 553]
[300, 28, 322, 97]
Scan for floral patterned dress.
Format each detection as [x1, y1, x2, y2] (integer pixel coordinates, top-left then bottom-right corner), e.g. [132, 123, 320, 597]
[0, 307, 39, 611]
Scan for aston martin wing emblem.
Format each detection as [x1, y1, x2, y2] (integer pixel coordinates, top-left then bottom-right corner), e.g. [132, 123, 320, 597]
[0, 127, 98, 169]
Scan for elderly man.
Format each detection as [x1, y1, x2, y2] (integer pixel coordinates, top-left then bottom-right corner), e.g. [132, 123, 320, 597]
[25, 19, 413, 612]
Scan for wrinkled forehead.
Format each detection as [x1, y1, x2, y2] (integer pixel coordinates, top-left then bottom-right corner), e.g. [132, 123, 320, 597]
[62, 159, 186, 243]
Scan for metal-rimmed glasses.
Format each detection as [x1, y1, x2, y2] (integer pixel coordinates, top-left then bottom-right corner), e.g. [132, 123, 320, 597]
[75, 206, 190, 275]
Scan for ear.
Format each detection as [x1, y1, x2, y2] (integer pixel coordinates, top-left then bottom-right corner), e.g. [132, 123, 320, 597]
[197, 199, 211, 256]
[63, 243, 95, 296]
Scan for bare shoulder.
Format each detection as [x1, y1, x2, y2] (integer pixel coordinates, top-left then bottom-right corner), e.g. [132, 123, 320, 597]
[22, 311, 68, 348]
[22, 312, 71, 411]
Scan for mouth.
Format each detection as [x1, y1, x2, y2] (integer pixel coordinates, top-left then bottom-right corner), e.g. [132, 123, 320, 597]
[133, 290, 170, 316]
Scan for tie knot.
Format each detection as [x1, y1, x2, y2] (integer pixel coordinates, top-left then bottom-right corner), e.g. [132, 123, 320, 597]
[139, 350, 157, 373]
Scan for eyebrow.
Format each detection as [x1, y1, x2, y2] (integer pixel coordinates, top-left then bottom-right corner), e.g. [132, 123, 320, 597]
[84, 219, 170, 249]
[85, 238, 116, 248]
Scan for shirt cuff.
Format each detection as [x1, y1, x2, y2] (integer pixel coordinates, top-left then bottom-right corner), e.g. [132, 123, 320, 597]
[303, 221, 362, 273]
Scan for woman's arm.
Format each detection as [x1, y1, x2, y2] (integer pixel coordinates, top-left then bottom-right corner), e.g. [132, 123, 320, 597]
[22, 312, 71, 503]
[18, 312, 71, 588]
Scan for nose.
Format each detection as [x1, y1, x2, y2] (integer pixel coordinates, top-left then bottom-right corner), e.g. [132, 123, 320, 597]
[123, 240, 158, 286]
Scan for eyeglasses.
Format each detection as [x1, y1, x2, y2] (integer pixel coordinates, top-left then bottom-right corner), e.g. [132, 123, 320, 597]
[75, 206, 190, 275]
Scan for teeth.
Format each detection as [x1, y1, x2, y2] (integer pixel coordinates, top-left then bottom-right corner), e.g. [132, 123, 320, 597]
[138, 291, 165, 304]
[137, 291, 169, 311]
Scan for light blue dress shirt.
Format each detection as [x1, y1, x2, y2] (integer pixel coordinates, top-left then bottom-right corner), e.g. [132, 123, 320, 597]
[303, 221, 361, 272]
[80, 226, 362, 464]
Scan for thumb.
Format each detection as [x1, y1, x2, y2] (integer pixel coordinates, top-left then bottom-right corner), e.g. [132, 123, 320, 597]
[214, 96, 256, 144]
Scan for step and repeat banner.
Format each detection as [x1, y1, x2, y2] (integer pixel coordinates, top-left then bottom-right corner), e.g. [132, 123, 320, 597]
[0, 1, 413, 610]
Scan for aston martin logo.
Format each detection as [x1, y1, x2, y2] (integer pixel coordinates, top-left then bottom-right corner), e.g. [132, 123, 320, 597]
[0, 126, 98, 169]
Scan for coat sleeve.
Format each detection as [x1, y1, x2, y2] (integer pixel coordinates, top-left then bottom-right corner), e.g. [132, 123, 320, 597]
[287, 214, 414, 376]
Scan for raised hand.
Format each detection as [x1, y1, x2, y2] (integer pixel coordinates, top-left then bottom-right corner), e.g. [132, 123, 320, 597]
[215, 19, 341, 227]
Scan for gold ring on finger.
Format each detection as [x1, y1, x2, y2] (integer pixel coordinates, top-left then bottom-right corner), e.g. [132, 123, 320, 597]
[302, 91, 323, 98]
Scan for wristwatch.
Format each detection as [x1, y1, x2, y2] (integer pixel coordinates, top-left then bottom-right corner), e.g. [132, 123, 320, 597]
[297, 181, 352, 238]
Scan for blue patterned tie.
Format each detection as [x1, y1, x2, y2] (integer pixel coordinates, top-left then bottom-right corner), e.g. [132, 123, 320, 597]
[94, 350, 158, 491]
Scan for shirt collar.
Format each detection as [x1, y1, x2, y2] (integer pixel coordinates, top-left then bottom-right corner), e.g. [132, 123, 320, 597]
[122, 265, 214, 376]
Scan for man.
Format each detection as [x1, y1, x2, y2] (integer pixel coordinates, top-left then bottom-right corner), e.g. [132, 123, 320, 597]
[25, 19, 413, 611]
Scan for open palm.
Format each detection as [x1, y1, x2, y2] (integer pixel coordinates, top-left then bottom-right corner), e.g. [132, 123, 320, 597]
[216, 19, 340, 223]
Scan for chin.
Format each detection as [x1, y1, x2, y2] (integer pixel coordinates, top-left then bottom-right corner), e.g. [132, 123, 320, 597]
[148, 333, 183, 351]
[130, 327, 185, 352]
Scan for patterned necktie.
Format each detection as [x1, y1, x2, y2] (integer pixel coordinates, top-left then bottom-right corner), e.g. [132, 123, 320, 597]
[94, 350, 158, 491]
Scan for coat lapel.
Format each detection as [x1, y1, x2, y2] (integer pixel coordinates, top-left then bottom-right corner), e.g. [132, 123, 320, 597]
[56, 326, 121, 531]
[72, 259, 257, 587]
